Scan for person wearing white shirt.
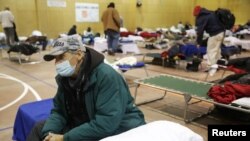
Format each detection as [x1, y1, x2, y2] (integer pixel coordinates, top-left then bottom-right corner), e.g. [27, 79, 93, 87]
[83, 27, 93, 37]
[83, 27, 94, 45]
[0, 7, 15, 46]
[177, 21, 185, 31]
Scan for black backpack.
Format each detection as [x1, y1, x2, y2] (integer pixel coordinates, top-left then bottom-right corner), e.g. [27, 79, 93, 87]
[215, 8, 235, 30]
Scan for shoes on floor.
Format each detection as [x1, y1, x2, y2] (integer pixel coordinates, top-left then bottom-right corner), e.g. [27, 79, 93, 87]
[208, 68, 217, 76]
[208, 64, 218, 76]
[115, 48, 123, 53]
[108, 50, 115, 56]
[217, 59, 228, 66]
[101, 49, 107, 53]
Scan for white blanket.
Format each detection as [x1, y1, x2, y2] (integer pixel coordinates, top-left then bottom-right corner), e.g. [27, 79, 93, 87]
[232, 97, 250, 108]
[101, 121, 203, 141]
[31, 30, 42, 36]
[185, 29, 196, 38]
[170, 26, 181, 33]
[94, 37, 140, 54]
[0, 32, 6, 40]
[128, 35, 145, 42]
[224, 36, 250, 50]
[93, 37, 108, 52]
[235, 29, 250, 35]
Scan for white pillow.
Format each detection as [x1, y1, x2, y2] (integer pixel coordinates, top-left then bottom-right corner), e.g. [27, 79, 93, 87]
[100, 120, 203, 141]
[0, 32, 6, 40]
[232, 97, 250, 108]
[59, 33, 68, 38]
[120, 27, 128, 32]
[32, 30, 42, 36]
[18, 36, 28, 42]
[112, 56, 137, 66]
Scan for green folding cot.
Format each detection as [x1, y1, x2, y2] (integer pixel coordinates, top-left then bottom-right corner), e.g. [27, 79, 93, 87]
[134, 74, 250, 122]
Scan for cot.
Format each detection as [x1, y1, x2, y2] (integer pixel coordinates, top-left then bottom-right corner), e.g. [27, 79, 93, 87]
[7, 43, 42, 64]
[133, 74, 250, 122]
[13, 99, 53, 141]
[13, 99, 203, 141]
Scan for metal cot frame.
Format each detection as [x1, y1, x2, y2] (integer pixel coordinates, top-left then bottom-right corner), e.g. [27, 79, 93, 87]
[7, 44, 42, 64]
[134, 74, 250, 123]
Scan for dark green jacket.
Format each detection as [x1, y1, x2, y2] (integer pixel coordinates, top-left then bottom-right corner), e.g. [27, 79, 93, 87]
[42, 51, 145, 140]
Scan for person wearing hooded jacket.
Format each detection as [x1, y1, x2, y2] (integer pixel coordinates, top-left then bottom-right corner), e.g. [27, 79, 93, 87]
[101, 2, 121, 56]
[26, 35, 145, 141]
[67, 25, 77, 36]
[193, 6, 225, 76]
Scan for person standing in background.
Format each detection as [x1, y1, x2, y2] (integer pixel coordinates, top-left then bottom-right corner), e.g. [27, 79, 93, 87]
[101, 2, 121, 56]
[194, 5, 225, 76]
[13, 22, 19, 42]
[0, 7, 15, 46]
[67, 25, 77, 36]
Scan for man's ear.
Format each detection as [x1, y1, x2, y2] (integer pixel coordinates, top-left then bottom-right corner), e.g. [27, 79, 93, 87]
[76, 49, 84, 61]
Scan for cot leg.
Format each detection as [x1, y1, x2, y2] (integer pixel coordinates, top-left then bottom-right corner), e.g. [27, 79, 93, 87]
[162, 58, 165, 67]
[183, 94, 192, 123]
[8, 53, 11, 60]
[136, 90, 167, 106]
[198, 62, 203, 71]
[18, 52, 22, 64]
[204, 73, 209, 81]
[143, 65, 149, 76]
[183, 94, 213, 123]
[142, 54, 146, 62]
[221, 69, 226, 79]
[133, 83, 140, 104]
[0, 48, 2, 59]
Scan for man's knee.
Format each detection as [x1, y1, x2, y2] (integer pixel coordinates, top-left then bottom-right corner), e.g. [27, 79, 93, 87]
[26, 120, 46, 141]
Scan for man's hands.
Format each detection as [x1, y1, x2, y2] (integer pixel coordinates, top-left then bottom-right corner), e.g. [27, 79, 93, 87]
[43, 132, 63, 141]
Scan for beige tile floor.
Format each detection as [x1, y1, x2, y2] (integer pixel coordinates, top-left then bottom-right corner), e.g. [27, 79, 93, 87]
[0, 46, 249, 141]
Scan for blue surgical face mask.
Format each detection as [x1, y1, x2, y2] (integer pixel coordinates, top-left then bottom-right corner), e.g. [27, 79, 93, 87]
[56, 60, 76, 77]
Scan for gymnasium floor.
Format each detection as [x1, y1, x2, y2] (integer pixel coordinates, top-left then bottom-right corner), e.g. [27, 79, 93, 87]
[0, 46, 249, 141]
